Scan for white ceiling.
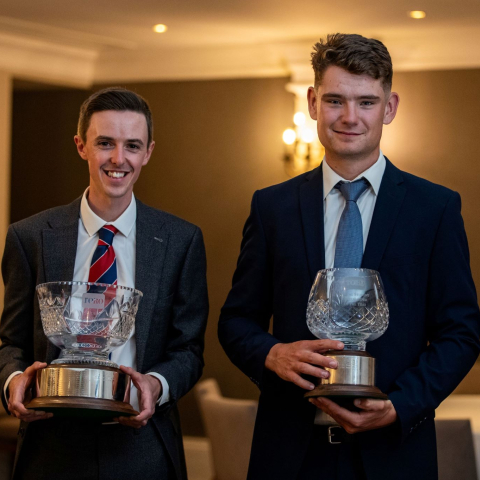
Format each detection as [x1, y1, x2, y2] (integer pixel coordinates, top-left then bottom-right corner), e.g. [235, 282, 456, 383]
[1, 0, 479, 87]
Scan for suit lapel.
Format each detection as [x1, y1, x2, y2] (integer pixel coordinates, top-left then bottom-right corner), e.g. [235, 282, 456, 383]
[362, 158, 406, 270]
[299, 166, 325, 283]
[42, 198, 81, 363]
[134, 201, 167, 372]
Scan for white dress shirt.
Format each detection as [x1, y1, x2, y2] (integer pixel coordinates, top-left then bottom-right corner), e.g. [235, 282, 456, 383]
[323, 152, 386, 268]
[77, 189, 170, 412]
[315, 151, 386, 425]
[4, 190, 170, 412]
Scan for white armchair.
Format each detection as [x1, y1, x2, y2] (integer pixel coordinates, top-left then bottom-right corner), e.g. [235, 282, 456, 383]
[195, 379, 257, 480]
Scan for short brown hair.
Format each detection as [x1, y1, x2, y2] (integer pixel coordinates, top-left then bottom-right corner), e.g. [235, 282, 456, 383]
[311, 33, 393, 92]
[77, 87, 153, 145]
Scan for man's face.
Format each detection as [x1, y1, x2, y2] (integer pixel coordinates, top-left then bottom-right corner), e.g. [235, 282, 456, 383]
[307, 65, 398, 162]
[75, 110, 154, 204]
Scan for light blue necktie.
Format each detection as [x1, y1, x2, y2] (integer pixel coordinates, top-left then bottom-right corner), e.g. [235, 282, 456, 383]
[334, 178, 370, 268]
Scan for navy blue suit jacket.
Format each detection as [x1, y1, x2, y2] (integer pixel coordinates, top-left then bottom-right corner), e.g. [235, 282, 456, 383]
[219, 159, 480, 480]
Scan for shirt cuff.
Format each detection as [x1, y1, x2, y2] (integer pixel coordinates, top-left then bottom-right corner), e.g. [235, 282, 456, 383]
[146, 372, 170, 406]
[4, 371, 23, 403]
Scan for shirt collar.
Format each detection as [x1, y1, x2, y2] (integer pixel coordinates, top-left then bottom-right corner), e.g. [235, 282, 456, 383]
[322, 151, 386, 200]
[80, 188, 137, 238]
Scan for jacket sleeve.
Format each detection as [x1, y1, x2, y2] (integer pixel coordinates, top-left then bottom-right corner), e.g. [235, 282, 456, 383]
[0, 225, 36, 412]
[218, 191, 279, 388]
[388, 192, 480, 441]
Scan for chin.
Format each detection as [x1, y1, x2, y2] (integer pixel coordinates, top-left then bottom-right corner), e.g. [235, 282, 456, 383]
[335, 141, 370, 155]
[102, 186, 131, 199]
[331, 148, 364, 158]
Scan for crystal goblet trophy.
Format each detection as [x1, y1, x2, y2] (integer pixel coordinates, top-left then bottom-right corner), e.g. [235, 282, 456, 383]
[27, 281, 143, 419]
[304, 268, 389, 400]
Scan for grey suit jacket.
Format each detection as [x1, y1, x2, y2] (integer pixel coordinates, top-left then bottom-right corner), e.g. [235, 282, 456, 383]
[0, 197, 209, 479]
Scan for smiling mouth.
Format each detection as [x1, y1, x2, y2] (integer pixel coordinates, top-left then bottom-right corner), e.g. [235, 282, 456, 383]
[105, 171, 128, 178]
[334, 130, 362, 136]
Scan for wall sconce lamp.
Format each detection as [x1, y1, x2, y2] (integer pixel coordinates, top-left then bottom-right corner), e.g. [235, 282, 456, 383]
[282, 111, 324, 177]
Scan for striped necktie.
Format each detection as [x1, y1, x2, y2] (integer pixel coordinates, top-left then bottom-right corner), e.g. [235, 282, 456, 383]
[334, 178, 370, 268]
[79, 225, 119, 348]
[88, 225, 119, 297]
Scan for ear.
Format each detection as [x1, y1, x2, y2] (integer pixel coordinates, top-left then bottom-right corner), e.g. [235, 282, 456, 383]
[383, 92, 400, 125]
[74, 135, 88, 160]
[142, 140, 155, 166]
[307, 86, 318, 121]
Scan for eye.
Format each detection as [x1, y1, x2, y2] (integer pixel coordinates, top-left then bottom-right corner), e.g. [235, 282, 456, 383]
[127, 143, 141, 150]
[361, 101, 374, 106]
[97, 141, 112, 147]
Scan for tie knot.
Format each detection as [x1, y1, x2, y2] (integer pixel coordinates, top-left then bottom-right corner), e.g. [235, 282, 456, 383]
[98, 225, 119, 246]
[336, 178, 369, 203]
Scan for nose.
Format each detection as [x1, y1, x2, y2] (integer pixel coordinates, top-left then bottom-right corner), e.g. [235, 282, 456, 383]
[110, 147, 125, 167]
[341, 103, 358, 125]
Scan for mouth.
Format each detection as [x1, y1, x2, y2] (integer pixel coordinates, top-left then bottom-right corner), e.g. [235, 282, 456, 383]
[333, 130, 363, 136]
[104, 170, 129, 179]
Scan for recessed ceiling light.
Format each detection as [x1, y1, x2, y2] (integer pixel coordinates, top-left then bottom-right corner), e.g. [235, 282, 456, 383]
[409, 10, 426, 19]
[153, 24, 168, 33]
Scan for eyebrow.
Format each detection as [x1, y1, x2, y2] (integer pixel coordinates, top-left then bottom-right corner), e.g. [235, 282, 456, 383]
[95, 135, 145, 146]
[322, 93, 381, 101]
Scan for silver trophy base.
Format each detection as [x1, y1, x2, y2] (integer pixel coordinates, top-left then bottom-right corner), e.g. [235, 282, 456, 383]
[304, 350, 388, 400]
[26, 364, 139, 419]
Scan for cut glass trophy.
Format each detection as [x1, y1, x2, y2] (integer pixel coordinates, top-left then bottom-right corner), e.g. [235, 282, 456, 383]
[27, 281, 143, 419]
[304, 268, 389, 400]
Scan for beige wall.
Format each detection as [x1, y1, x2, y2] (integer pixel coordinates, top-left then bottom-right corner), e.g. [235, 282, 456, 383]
[8, 69, 480, 435]
[385, 70, 480, 290]
[0, 72, 11, 310]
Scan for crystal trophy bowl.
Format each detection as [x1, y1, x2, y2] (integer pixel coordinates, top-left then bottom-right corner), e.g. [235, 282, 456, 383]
[27, 281, 143, 419]
[304, 268, 389, 400]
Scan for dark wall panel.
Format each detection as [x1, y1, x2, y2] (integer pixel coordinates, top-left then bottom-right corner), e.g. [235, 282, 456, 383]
[11, 89, 89, 222]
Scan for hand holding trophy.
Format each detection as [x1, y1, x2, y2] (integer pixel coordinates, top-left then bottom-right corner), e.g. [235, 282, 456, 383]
[304, 268, 389, 400]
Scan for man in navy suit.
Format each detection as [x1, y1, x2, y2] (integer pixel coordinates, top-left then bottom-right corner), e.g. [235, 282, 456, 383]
[219, 33, 480, 479]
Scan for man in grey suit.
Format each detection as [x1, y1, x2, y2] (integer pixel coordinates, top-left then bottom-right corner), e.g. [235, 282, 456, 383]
[0, 87, 208, 479]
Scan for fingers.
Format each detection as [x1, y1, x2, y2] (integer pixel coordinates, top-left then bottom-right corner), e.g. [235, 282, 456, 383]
[24, 362, 47, 377]
[277, 362, 325, 390]
[116, 401, 153, 429]
[309, 340, 344, 353]
[11, 362, 46, 395]
[119, 365, 140, 381]
[265, 340, 344, 390]
[309, 397, 342, 417]
[120, 366, 153, 393]
[8, 363, 51, 422]
[120, 366, 145, 393]
[302, 352, 338, 370]
[8, 391, 52, 422]
[297, 362, 330, 380]
[309, 397, 397, 434]
[288, 372, 317, 391]
[116, 415, 145, 429]
[117, 366, 156, 428]
[353, 398, 391, 412]
[10, 408, 53, 423]
[309, 397, 360, 433]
